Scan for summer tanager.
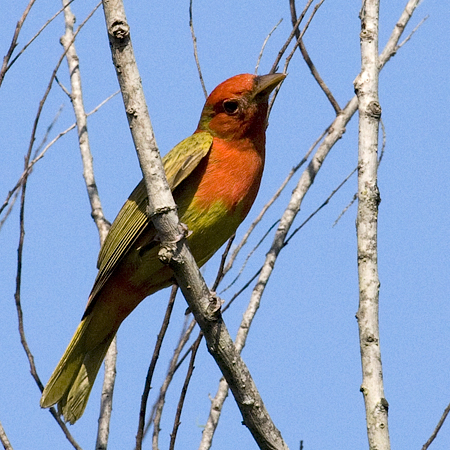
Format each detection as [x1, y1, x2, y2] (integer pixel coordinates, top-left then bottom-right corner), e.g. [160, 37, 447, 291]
[40, 72, 285, 423]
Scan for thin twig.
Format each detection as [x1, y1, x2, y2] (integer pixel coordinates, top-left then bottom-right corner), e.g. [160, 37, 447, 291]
[0, 91, 118, 224]
[269, 1, 326, 116]
[221, 221, 279, 295]
[0, 0, 37, 88]
[224, 164, 355, 310]
[14, 115, 82, 450]
[211, 235, 235, 291]
[285, 166, 357, 245]
[397, 15, 428, 50]
[283, 0, 326, 73]
[136, 286, 178, 450]
[289, 0, 341, 114]
[222, 129, 325, 277]
[10, 5, 100, 449]
[6, 0, 77, 73]
[189, 0, 207, 99]
[333, 193, 357, 228]
[168, 333, 203, 450]
[255, 19, 283, 74]
[0, 106, 63, 230]
[270, 0, 315, 74]
[150, 317, 197, 449]
[421, 402, 450, 450]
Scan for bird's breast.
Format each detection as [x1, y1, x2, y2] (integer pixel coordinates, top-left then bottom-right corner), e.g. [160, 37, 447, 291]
[176, 136, 264, 266]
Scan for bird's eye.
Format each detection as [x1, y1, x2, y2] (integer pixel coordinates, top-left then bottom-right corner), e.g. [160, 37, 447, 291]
[223, 100, 239, 115]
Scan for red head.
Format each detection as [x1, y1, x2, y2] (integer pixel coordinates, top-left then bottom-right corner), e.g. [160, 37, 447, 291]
[196, 73, 285, 141]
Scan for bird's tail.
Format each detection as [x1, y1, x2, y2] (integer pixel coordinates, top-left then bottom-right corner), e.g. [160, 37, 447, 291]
[40, 316, 115, 424]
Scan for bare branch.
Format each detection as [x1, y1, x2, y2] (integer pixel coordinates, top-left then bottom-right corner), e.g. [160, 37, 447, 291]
[252, 0, 421, 334]
[61, 0, 109, 243]
[289, 0, 341, 114]
[60, 4, 113, 446]
[378, 0, 423, 68]
[354, 0, 391, 447]
[96, 337, 117, 450]
[269, 0, 325, 116]
[270, 0, 315, 73]
[0, 91, 118, 223]
[14, 123, 82, 450]
[222, 129, 325, 277]
[102, 1, 288, 447]
[169, 333, 203, 450]
[189, 0, 207, 99]
[421, 402, 450, 450]
[285, 166, 357, 245]
[0, 0, 37, 88]
[6, 0, 77, 73]
[199, 1, 422, 443]
[0, 420, 13, 450]
[397, 14, 428, 50]
[135, 286, 177, 450]
[255, 19, 283, 74]
[150, 317, 197, 449]
[283, 0, 326, 73]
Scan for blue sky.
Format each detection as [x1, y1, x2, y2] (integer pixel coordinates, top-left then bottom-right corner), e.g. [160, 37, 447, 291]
[1, 1, 449, 449]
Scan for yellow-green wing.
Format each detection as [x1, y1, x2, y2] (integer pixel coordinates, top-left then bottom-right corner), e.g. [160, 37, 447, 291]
[88, 131, 213, 303]
[162, 131, 213, 190]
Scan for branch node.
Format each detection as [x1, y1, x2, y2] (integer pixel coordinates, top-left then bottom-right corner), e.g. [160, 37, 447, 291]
[207, 293, 224, 320]
[109, 20, 129, 42]
[367, 101, 382, 118]
[360, 29, 376, 41]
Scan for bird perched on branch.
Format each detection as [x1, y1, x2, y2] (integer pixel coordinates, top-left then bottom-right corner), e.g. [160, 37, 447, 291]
[40, 72, 286, 423]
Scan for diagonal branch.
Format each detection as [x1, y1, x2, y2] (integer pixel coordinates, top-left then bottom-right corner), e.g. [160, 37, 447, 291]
[199, 1, 422, 446]
[289, 0, 341, 114]
[0, 0, 37, 88]
[0, 420, 13, 450]
[101, 1, 289, 448]
[421, 402, 450, 450]
[189, 0, 207, 99]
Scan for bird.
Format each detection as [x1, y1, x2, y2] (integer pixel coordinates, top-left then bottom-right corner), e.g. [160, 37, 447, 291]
[40, 72, 286, 424]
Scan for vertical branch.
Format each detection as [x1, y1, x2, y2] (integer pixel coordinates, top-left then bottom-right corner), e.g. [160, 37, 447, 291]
[60, 0, 108, 243]
[136, 286, 178, 450]
[354, 1, 390, 449]
[60, 2, 114, 448]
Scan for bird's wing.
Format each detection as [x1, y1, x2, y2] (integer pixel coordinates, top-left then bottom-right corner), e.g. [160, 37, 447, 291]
[88, 131, 213, 304]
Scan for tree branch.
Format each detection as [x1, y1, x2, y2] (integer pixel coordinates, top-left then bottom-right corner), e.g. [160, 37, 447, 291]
[0, 420, 13, 450]
[189, 0, 207, 99]
[101, 1, 288, 448]
[199, 1, 422, 445]
[289, 0, 341, 114]
[60, 3, 114, 448]
[136, 286, 177, 450]
[0, 0, 37, 88]
[354, 0, 391, 448]
[421, 402, 450, 450]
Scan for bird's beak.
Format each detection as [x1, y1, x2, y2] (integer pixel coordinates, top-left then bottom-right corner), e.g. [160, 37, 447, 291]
[252, 73, 286, 100]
